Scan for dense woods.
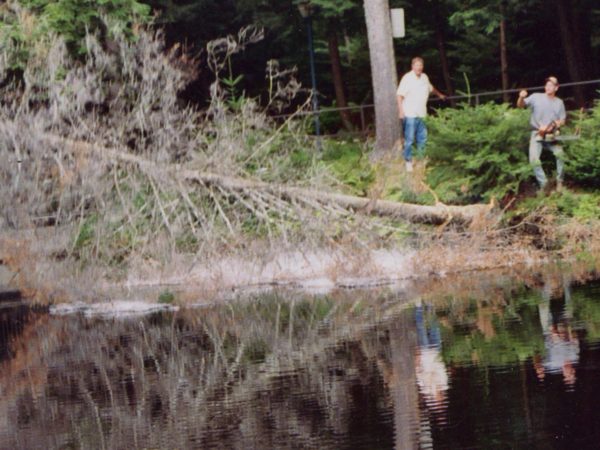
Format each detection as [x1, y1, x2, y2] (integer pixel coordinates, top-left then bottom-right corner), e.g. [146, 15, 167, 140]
[2, 0, 600, 113]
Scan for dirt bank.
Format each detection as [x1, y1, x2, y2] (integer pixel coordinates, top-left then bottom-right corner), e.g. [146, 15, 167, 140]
[1, 223, 566, 306]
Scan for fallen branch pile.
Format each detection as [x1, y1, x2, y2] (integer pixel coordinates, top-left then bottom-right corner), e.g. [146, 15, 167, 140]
[47, 134, 495, 226]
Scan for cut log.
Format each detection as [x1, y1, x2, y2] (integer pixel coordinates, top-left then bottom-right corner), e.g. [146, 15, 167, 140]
[43, 134, 496, 226]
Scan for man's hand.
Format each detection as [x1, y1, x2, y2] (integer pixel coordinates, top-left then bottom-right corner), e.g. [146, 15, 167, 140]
[519, 90, 528, 99]
[399, 111, 405, 120]
[439, 93, 447, 101]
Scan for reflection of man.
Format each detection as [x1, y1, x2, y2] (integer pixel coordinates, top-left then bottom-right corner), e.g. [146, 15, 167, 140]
[535, 280, 579, 388]
[397, 57, 446, 173]
[415, 301, 449, 410]
[517, 76, 566, 191]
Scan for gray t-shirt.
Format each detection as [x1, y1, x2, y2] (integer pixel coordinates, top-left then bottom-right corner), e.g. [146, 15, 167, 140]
[524, 93, 566, 130]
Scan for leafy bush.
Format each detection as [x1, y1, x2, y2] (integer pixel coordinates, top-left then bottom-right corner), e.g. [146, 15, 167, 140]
[550, 191, 600, 221]
[0, 0, 150, 69]
[321, 140, 374, 195]
[565, 101, 600, 187]
[425, 103, 531, 203]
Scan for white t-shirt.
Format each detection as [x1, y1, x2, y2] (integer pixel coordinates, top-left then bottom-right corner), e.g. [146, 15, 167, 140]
[397, 71, 433, 118]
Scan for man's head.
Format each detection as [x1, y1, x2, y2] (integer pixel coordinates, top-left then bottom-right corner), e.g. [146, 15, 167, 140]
[544, 76, 559, 96]
[411, 57, 424, 76]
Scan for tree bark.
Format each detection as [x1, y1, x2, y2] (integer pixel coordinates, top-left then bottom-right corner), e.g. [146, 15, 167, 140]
[327, 28, 354, 131]
[555, 0, 586, 107]
[363, 0, 401, 155]
[499, 3, 510, 103]
[571, 1, 594, 83]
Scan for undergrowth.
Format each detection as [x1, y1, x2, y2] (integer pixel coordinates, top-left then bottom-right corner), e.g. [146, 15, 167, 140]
[426, 103, 531, 204]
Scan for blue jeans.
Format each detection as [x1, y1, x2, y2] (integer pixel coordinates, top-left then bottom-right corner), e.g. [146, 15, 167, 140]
[528, 131, 564, 188]
[415, 304, 442, 349]
[403, 117, 428, 162]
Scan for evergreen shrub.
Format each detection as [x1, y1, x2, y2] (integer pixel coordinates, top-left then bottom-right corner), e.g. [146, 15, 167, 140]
[425, 103, 531, 204]
[566, 101, 600, 187]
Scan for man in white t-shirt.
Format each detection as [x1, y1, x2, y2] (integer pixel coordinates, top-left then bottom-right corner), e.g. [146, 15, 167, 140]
[397, 57, 446, 172]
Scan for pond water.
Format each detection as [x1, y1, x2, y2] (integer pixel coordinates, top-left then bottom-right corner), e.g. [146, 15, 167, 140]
[2, 273, 600, 449]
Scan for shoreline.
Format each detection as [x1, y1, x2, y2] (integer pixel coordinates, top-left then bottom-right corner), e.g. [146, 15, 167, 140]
[1, 228, 567, 308]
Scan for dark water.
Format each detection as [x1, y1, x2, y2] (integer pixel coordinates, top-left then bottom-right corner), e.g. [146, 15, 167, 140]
[2, 274, 600, 449]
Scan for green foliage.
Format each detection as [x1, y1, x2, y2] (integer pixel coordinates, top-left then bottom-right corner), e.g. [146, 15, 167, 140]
[308, 0, 356, 18]
[426, 103, 531, 203]
[0, 3, 51, 70]
[438, 291, 546, 367]
[74, 214, 98, 250]
[554, 191, 600, 221]
[321, 139, 374, 195]
[509, 189, 600, 223]
[565, 102, 600, 187]
[158, 289, 175, 303]
[385, 186, 436, 205]
[571, 283, 600, 341]
[2, 0, 150, 64]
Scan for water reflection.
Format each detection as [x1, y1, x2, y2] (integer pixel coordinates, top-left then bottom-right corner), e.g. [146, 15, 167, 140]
[3, 274, 600, 448]
[415, 301, 449, 414]
[534, 279, 580, 388]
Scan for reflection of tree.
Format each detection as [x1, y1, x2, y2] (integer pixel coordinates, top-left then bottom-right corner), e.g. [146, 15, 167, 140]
[437, 288, 546, 368]
[5, 273, 597, 448]
[0, 292, 407, 449]
[389, 309, 419, 450]
[571, 281, 600, 341]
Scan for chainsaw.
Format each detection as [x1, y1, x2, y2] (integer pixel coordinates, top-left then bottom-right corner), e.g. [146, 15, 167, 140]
[536, 121, 559, 142]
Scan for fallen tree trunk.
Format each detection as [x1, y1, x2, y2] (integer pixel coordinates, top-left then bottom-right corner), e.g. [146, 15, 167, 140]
[44, 134, 495, 226]
[185, 170, 493, 225]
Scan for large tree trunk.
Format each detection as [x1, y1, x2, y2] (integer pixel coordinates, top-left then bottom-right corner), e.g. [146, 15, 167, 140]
[499, 2, 510, 103]
[555, 0, 586, 107]
[363, 0, 401, 155]
[327, 28, 354, 131]
[571, 1, 594, 82]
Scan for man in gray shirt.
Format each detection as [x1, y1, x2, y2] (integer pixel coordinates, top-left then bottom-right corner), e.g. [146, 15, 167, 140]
[517, 76, 566, 190]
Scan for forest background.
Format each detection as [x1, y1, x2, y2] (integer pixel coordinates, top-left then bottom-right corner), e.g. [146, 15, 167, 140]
[3, 0, 600, 117]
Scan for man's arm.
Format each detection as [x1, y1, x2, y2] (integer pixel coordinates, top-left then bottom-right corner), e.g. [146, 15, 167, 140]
[431, 86, 446, 101]
[397, 94, 404, 119]
[555, 101, 566, 127]
[517, 90, 528, 108]
[397, 74, 408, 119]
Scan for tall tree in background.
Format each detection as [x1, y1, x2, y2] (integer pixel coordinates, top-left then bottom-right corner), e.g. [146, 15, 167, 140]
[312, 0, 359, 130]
[430, 0, 455, 99]
[554, 0, 590, 107]
[363, 0, 400, 153]
[499, 0, 509, 103]
[449, 1, 507, 101]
